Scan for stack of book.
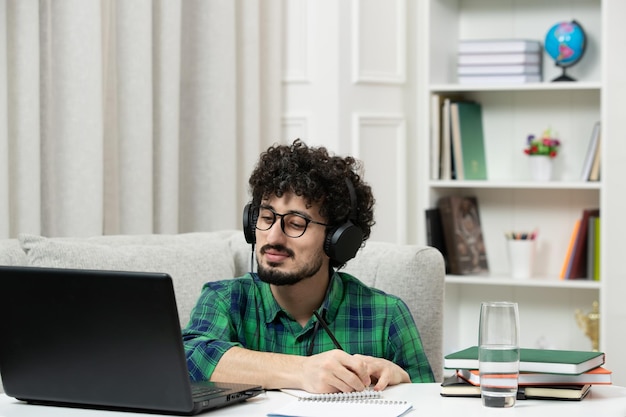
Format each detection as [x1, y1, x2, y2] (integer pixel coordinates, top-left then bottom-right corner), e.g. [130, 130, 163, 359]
[441, 346, 611, 401]
[457, 39, 543, 85]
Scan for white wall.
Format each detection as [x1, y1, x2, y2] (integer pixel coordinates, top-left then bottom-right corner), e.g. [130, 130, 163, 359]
[281, 0, 415, 244]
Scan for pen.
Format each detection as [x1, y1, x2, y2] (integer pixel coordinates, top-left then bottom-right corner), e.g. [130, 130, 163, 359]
[313, 310, 344, 351]
[505, 230, 538, 240]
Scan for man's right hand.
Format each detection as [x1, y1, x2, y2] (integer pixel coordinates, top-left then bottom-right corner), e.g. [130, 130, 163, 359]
[298, 349, 372, 393]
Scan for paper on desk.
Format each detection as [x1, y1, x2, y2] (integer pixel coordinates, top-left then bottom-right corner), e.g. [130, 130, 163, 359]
[267, 393, 413, 417]
[279, 388, 381, 400]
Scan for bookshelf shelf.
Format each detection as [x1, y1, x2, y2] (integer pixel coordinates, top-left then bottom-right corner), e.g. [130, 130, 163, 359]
[428, 180, 601, 190]
[431, 82, 602, 93]
[445, 275, 601, 290]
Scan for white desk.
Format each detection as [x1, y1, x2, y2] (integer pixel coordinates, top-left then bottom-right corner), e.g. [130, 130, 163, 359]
[1, 384, 626, 416]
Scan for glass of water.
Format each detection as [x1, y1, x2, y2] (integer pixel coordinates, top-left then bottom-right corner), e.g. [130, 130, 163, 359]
[478, 301, 520, 408]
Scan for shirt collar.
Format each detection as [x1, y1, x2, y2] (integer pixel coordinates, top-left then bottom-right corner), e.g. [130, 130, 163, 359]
[253, 268, 345, 325]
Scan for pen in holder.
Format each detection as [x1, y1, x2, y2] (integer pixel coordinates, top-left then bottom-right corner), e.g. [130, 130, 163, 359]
[505, 230, 537, 279]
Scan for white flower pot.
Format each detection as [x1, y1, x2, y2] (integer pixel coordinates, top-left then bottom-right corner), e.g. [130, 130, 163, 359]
[529, 156, 553, 181]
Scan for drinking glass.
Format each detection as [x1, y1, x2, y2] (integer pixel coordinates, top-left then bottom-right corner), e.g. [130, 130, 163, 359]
[478, 301, 520, 408]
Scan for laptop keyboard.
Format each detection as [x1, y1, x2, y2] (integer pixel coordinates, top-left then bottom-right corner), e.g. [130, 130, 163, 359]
[191, 384, 227, 398]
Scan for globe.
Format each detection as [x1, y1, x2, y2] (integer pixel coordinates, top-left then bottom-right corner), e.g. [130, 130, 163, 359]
[544, 20, 586, 82]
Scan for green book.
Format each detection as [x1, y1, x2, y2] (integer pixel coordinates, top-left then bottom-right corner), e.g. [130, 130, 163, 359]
[594, 216, 601, 280]
[454, 101, 488, 180]
[444, 346, 605, 374]
[587, 215, 598, 280]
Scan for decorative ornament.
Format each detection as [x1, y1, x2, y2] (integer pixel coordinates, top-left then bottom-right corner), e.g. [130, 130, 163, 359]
[575, 301, 600, 351]
[544, 20, 587, 82]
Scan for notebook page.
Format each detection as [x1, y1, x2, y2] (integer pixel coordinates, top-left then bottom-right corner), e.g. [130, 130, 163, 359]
[267, 396, 413, 417]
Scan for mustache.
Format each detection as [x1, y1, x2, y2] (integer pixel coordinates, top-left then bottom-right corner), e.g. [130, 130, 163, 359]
[260, 244, 295, 258]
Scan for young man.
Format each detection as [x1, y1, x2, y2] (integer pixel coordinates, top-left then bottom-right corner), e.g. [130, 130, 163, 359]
[182, 140, 434, 393]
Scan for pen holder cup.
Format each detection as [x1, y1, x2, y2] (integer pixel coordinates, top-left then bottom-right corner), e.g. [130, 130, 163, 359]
[507, 239, 535, 279]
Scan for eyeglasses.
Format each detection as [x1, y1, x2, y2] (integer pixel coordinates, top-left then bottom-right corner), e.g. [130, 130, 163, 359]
[254, 206, 329, 238]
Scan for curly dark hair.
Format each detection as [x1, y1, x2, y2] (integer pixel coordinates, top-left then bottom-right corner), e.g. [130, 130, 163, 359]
[248, 139, 375, 242]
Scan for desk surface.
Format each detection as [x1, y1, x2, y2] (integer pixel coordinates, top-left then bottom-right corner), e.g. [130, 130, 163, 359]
[1, 384, 626, 417]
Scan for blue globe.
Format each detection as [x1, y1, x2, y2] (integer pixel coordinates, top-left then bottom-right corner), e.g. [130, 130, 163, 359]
[545, 20, 586, 68]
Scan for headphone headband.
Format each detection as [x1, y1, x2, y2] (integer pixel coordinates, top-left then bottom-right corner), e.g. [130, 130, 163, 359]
[345, 177, 358, 222]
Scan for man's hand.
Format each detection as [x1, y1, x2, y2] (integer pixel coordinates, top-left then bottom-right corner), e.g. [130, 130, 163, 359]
[353, 354, 410, 391]
[299, 349, 372, 393]
[299, 350, 410, 393]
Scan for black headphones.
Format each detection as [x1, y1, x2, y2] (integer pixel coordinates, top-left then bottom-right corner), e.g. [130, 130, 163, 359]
[242, 178, 364, 265]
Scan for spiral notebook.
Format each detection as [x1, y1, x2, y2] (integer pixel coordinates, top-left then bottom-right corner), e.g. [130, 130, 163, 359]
[268, 389, 413, 417]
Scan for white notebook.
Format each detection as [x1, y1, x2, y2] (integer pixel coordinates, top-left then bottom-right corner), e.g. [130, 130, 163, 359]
[268, 389, 413, 417]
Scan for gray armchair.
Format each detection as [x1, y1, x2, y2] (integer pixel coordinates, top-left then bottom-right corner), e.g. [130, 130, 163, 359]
[343, 242, 445, 382]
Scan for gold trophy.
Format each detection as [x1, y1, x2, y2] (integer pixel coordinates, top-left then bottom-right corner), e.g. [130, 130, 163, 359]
[575, 301, 600, 351]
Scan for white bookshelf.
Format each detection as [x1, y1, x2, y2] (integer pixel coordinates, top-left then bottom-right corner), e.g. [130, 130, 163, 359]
[416, 0, 611, 366]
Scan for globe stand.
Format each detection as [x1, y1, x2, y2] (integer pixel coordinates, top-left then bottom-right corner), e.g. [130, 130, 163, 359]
[552, 66, 576, 82]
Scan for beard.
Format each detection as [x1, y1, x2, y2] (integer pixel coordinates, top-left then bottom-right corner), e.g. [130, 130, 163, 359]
[257, 244, 325, 286]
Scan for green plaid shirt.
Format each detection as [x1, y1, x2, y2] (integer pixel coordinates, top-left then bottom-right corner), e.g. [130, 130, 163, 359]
[182, 271, 434, 383]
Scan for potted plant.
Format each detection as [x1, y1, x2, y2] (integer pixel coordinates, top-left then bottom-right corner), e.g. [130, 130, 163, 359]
[524, 129, 561, 180]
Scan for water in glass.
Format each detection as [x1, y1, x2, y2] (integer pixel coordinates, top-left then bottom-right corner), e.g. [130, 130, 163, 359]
[479, 345, 520, 407]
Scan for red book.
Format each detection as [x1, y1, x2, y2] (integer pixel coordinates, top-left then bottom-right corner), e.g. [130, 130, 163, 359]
[457, 366, 612, 386]
[568, 208, 600, 279]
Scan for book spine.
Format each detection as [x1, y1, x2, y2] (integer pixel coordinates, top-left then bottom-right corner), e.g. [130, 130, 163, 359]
[430, 94, 441, 180]
[425, 208, 449, 273]
[560, 219, 581, 279]
[441, 98, 452, 180]
[587, 216, 597, 281]
[437, 197, 461, 275]
[458, 53, 541, 65]
[437, 196, 489, 275]
[458, 74, 542, 84]
[450, 102, 464, 180]
[458, 64, 541, 75]
[457, 101, 487, 180]
[593, 217, 600, 280]
[458, 40, 541, 54]
[589, 130, 602, 181]
[580, 122, 601, 181]
[569, 209, 600, 279]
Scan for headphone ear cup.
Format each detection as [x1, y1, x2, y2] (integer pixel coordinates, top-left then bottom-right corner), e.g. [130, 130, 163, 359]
[323, 220, 364, 265]
[242, 204, 258, 244]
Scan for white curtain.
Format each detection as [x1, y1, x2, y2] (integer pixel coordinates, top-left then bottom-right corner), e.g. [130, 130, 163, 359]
[0, 0, 282, 238]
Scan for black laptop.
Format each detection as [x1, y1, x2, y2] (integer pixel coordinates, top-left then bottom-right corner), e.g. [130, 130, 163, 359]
[0, 265, 263, 415]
